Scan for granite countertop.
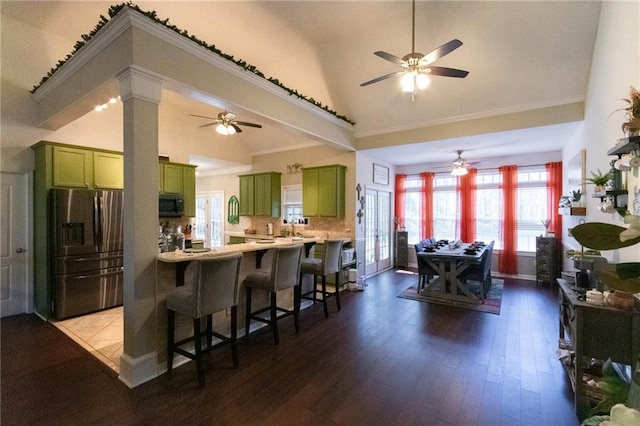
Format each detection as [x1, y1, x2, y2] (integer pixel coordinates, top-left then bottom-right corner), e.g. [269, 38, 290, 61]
[157, 237, 322, 263]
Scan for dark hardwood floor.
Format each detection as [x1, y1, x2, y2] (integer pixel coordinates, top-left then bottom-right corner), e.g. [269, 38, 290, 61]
[1, 269, 578, 425]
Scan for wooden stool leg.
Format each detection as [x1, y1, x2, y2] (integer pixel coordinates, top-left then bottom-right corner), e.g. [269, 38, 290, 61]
[271, 292, 279, 344]
[193, 318, 205, 387]
[321, 276, 329, 318]
[334, 271, 341, 311]
[167, 309, 175, 372]
[230, 305, 239, 368]
[245, 287, 252, 338]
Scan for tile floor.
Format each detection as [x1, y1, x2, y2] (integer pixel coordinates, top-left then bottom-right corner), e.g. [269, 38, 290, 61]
[52, 307, 123, 373]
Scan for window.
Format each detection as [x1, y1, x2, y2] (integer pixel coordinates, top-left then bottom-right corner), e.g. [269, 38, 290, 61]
[194, 191, 224, 248]
[475, 171, 502, 248]
[516, 167, 548, 251]
[403, 175, 421, 244]
[398, 165, 550, 252]
[282, 185, 304, 225]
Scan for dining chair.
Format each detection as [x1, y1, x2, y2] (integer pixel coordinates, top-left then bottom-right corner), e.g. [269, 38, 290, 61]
[166, 252, 243, 387]
[300, 239, 344, 318]
[460, 240, 494, 300]
[245, 243, 304, 344]
[415, 242, 439, 293]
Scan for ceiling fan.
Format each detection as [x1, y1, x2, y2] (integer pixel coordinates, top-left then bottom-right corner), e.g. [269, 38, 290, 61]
[360, 0, 469, 100]
[190, 111, 262, 135]
[451, 150, 471, 175]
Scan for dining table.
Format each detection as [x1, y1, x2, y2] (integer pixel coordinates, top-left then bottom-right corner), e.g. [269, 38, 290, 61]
[416, 241, 489, 305]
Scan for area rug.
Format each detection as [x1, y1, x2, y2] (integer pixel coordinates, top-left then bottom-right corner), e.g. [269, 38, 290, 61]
[398, 279, 503, 315]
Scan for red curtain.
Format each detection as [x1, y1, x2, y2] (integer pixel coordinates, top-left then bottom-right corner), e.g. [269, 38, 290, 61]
[457, 169, 477, 242]
[420, 172, 434, 238]
[546, 162, 563, 238]
[499, 165, 518, 274]
[394, 174, 407, 231]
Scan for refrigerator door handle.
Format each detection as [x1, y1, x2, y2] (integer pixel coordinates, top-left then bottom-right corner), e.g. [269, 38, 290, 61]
[94, 195, 103, 246]
[66, 254, 123, 262]
[64, 268, 123, 281]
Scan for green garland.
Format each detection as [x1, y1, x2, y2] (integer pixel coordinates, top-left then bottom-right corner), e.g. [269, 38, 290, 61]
[31, 2, 355, 125]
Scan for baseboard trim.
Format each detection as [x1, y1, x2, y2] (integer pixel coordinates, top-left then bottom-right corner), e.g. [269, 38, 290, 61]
[118, 351, 158, 388]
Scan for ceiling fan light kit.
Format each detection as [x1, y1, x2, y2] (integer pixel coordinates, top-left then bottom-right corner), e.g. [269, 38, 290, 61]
[451, 150, 470, 176]
[361, 0, 468, 100]
[190, 111, 262, 136]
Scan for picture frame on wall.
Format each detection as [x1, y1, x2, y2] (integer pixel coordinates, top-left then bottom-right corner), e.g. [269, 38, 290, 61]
[373, 163, 389, 185]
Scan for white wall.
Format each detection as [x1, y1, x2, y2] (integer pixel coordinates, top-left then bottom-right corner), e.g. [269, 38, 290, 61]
[562, 1, 640, 266]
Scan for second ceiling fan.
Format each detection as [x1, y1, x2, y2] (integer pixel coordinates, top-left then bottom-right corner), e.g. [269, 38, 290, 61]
[190, 111, 262, 135]
[361, 0, 469, 100]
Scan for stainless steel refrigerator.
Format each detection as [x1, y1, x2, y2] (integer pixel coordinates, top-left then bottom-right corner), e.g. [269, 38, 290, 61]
[52, 188, 124, 319]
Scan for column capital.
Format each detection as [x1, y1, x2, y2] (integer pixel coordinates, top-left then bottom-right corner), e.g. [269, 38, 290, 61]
[117, 66, 163, 104]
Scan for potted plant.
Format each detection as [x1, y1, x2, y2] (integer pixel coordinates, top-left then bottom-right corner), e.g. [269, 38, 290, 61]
[585, 169, 612, 195]
[572, 188, 583, 207]
[613, 86, 640, 137]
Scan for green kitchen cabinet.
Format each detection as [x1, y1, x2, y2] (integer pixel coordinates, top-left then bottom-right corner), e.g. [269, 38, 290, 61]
[50, 144, 124, 190]
[160, 162, 183, 194]
[182, 165, 197, 217]
[238, 172, 281, 217]
[303, 165, 346, 217]
[238, 175, 254, 216]
[52, 145, 93, 188]
[93, 151, 124, 189]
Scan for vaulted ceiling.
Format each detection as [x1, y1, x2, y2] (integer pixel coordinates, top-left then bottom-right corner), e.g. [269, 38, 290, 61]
[3, 1, 601, 172]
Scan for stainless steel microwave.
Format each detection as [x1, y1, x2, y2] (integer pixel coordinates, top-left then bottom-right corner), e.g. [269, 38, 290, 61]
[159, 194, 184, 217]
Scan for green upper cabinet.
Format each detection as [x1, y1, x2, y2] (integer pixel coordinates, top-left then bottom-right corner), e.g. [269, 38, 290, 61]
[50, 144, 124, 190]
[93, 151, 124, 189]
[238, 175, 255, 216]
[52, 145, 93, 188]
[238, 172, 281, 217]
[303, 165, 346, 218]
[160, 162, 183, 194]
[182, 166, 197, 217]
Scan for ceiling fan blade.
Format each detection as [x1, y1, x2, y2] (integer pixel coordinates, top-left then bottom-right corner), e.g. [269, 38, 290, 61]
[231, 124, 243, 133]
[190, 114, 217, 120]
[424, 66, 469, 78]
[199, 122, 218, 128]
[374, 51, 406, 66]
[360, 71, 404, 87]
[235, 121, 262, 128]
[421, 39, 463, 65]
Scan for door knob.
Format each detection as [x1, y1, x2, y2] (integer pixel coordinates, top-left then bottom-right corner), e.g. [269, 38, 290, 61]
[16, 248, 25, 253]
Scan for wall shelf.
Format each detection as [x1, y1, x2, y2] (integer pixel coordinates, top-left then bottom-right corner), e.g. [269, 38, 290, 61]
[607, 135, 640, 156]
[558, 207, 586, 216]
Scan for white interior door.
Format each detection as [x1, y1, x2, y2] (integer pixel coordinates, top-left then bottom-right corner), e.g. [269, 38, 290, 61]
[1, 172, 31, 317]
[364, 188, 391, 276]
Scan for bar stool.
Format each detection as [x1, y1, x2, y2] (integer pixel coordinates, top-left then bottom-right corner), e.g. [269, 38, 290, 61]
[166, 252, 242, 387]
[300, 239, 344, 318]
[245, 244, 304, 345]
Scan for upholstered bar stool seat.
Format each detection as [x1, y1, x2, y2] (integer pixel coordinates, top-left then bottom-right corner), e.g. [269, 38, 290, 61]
[300, 239, 344, 318]
[166, 252, 242, 387]
[245, 244, 304, 345]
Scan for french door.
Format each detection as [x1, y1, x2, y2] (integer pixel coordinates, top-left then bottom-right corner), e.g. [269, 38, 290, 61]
[364, 188, 391, 276]
[194, 191, 224, 248]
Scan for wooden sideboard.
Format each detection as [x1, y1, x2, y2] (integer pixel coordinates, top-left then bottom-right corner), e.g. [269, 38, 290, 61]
[557, 279, 640, 414]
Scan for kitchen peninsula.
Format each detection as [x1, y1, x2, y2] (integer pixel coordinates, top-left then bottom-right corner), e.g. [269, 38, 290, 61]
[156, 237, 335, 369]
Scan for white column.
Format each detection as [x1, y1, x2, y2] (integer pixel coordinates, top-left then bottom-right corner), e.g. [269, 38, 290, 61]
[117, 67, 163, 388]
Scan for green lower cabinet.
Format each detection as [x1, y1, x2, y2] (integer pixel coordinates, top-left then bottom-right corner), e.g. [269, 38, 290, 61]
[303, 165, 345, 218]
